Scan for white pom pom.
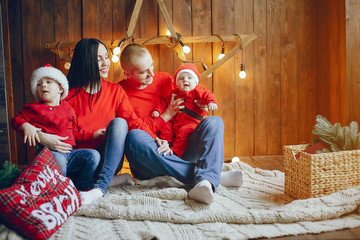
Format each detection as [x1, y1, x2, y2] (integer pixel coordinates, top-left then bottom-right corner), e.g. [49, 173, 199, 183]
[231, 157, 240, 163]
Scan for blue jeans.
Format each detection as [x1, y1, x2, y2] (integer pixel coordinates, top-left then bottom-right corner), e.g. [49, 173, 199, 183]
[125, 116, 224, 190]
[37, 146, 101, 191]
[93, 118, 128, 194]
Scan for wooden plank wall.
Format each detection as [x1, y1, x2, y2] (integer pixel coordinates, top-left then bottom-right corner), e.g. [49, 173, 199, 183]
[346, 0, 360, 124]
[5, 0, 354, 165]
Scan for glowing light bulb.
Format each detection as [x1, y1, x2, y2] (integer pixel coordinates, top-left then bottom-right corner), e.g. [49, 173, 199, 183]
[183, 45, 191, 54]
[113, 47, 121, 55]
[64, 62, 71, 70]
[218, 53, 225, 60]
[239, 64, 246, 79]
[166, 30, 171, 36]
[112, 55, 119, 63]
[239, 71, 246, 79]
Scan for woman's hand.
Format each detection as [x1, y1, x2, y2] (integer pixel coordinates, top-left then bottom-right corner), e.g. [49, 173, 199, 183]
[161, 93, 184, 122]
[38, 132, 72, 153]
[21, 122, 41, 147]
[155, 137, 173, 156]
[94, 129, 106, 140]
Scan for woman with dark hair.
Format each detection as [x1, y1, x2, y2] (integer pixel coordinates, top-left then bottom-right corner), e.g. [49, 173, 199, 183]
[39, 38, 168, 205]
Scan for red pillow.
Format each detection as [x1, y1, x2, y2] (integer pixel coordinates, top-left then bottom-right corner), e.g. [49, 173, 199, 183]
[0, 147, 81, 240]
[295, 141, 330, 159]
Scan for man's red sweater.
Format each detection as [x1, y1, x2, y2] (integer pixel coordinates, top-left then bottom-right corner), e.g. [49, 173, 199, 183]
[119, 72, 175, 134]
[66, 79, 156, 149]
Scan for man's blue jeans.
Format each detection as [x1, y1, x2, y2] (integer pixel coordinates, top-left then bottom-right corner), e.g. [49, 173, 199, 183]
[94, 118, 128, 194]
[125, 116, 224, 190]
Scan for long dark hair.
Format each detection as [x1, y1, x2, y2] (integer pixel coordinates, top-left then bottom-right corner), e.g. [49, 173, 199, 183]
[67, 38, 106, 108]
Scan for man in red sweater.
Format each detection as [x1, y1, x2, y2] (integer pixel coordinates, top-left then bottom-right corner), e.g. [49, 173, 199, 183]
[120, 44, 243, 204]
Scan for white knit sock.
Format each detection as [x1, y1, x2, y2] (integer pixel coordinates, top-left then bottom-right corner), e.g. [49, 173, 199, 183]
[220, 170, 244, 187]
[188, 180, 214, 204]
[79, 188, 104, 205]
[109, 173, 135, 187]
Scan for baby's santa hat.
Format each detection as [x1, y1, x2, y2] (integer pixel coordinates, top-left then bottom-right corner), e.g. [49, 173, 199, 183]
[173, 63, 200, 85]
[30, 63, 68, 100]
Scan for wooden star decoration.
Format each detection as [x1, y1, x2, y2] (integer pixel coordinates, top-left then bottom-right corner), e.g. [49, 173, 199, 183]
[46, 0, 257, 81]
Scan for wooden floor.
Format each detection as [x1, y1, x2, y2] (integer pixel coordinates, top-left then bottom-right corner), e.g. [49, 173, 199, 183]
[234, 155, 360, 240]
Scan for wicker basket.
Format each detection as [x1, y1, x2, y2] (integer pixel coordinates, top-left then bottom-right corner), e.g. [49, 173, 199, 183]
[284, 144, 360, 199]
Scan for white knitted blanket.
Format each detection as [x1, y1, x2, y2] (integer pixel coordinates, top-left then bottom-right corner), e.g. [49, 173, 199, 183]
[2, 160, 360, 239]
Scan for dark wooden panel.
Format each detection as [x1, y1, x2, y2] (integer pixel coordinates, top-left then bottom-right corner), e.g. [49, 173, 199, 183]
[234, 0, 255, 156]
[82, 0, 100, 38]
[112, 0, 127, 83]
[212, 0, 235, 158]
[138, 0, 159, 71]
[54, 0, 67, 72]
[254, 0, 268, 155]
[266, 0, 281, 154]
[158, 0, 174, 74]
[280, 0, 299, 146]
[1, 0, 17, 164]
[68, 0, 82, 41]
[192, 0, 212, 94]
[7, 0, 25, 165]
[316, 0, 346, 125]
[172, 0, 192, 66]
[346, 0, 360, 124]
[22, 0, 42, 163]
[298, 0, 317, 144]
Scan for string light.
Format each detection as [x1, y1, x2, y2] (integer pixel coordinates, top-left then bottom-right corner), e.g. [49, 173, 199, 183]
[64, 62, 71, 70]
[239, 64, 246, 79]
[215, 34, 225, 60]
[182, 44, 191, 54]
[112, 55, 119, 63]
[234, 34, 246, 79]
[113, 46, 121, 55]
[110, 34, 135, 63]
[202, 62, 213, 78]
[176, 32, 191, 54]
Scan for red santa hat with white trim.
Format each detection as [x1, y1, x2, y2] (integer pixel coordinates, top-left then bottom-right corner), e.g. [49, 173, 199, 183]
[173, 63, 200, 85]
[30, 63, 69, 100]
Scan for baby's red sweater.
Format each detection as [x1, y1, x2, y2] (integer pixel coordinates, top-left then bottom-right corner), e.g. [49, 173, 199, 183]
[11, 101, 92, 146]
[119, 72, 175, 134]
[66, 79, 156, 149]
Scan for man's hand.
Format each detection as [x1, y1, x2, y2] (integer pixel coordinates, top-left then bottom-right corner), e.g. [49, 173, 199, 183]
[160, 93, 184, 122]
[21, 122, 41, 146]
[155, 137, 173, 156]
[38, 132, 72, 153]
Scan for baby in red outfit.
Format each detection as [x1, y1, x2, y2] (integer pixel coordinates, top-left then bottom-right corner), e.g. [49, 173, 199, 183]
[152, 63, 218, 157]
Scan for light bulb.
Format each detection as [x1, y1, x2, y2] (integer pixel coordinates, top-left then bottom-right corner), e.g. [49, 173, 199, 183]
[202, 63, 212, 78]
[218, 53, 225, 60]
[239, 64, 246, 79]
[112, 55, 119, 63]
[183, 45, 191, 54]
[166, 30, 171, 36]
[113, 47, 121, 55]
[64, 62, 71, 70]
[239, 71, 246, 79]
